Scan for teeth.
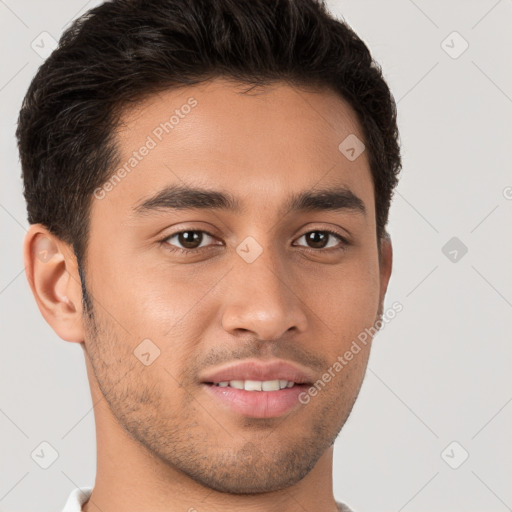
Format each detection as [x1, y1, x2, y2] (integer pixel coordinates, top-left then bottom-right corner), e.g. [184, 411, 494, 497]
[261, 380, 280, 391]
[245, 379, 263, 391]
[213, 380, 296, 391]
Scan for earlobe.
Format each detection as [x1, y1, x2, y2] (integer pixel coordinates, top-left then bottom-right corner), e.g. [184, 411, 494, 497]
[24, 225, 85, 343]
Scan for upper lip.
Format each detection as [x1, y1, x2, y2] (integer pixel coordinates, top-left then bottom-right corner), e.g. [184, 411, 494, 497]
[200, 359, 315, 385]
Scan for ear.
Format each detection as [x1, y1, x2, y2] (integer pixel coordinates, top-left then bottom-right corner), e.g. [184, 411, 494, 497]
[23, 224, 85, 343]
[376, 233, 393, 319]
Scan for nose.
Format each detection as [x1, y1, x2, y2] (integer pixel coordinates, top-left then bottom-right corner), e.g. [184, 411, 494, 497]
[220, 249, 308, 341]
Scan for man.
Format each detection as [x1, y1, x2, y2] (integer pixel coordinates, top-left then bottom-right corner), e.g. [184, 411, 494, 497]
[18, 0, 401, 510]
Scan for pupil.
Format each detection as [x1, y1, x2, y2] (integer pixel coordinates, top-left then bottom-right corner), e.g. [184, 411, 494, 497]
[307, 231, 327, 249]
[179, 231, 202, 249]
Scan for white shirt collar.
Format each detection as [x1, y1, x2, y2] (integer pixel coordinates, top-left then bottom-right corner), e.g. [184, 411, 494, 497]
[62, 487, 93, 512]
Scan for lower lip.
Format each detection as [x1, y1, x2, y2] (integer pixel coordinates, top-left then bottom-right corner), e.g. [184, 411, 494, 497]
[203, 383, 309, 418]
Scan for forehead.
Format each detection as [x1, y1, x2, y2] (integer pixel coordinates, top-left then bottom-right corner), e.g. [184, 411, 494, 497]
[97, 78, 374, 221]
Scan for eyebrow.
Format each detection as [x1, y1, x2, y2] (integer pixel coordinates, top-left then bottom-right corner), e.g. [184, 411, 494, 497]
[132, 183, 366, 217]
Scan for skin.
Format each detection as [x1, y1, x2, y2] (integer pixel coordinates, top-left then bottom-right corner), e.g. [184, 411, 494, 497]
[24, 78, 392, 512]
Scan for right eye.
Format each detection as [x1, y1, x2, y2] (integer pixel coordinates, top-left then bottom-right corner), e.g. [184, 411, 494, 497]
[162, 230, 221, 253]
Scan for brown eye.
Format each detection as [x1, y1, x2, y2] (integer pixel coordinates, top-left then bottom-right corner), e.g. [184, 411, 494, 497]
[164, 230, 217, 251]
[177, 231, 203, 249]
[294, 230, 346, 250]
[305, 231, 328, 249]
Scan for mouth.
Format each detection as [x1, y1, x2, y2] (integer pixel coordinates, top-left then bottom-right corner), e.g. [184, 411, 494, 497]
[201, 379, 312, 419]
[204, 379, 305, 391]
[199, 359, 315, 418]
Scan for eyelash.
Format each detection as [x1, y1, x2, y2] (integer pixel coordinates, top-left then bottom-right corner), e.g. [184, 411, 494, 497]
[160, 229, 349, 255]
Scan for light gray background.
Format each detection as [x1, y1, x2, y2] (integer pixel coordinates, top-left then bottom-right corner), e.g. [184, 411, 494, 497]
[1, 1, 511, 511]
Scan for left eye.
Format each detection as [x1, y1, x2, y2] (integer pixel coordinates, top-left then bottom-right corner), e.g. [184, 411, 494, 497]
[294, 230, 345, 250]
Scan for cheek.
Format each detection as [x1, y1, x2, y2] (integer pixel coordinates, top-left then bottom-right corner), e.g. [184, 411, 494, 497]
[299, 250, 381, 327]
[90, 249, 223, 342]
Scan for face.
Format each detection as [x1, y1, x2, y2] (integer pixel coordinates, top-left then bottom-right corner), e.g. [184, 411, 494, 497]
[81, 78, 390, 493]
